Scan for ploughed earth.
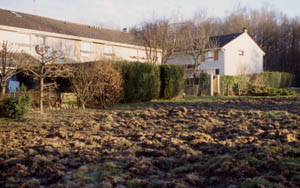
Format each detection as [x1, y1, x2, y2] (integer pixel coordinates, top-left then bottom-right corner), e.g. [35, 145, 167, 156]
[1, 97, 300, 188]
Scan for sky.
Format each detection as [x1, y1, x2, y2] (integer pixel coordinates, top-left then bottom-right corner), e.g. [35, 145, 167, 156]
[0, 0, 300, 30]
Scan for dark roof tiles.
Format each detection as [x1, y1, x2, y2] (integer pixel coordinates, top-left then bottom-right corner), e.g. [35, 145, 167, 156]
[0, 8, 140, 46]
[210, 32, 243, 48]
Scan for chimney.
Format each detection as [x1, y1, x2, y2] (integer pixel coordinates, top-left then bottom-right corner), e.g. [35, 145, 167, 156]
[243, 27, 248, 33]
[122, 28, 129, 33]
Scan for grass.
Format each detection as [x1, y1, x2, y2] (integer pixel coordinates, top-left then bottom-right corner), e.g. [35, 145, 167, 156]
[112, 96, 246, 110]
[112, 95, 300, 110]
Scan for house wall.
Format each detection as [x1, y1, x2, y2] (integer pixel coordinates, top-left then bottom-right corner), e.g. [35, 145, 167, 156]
[199, 50, 225, 75]
[223, 32, 264, 75]
[0, 25, 161, 64]
[167, 50, 225, 77]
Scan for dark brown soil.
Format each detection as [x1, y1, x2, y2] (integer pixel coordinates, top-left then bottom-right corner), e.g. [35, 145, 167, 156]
[1, 97, 300, 188]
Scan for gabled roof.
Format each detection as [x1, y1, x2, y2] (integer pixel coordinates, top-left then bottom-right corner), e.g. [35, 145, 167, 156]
[210, 32, 243, 48]
[0, 8, 140, 46]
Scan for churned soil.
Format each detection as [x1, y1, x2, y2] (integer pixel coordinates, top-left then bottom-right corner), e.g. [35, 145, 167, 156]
[1, 97, 300, 188]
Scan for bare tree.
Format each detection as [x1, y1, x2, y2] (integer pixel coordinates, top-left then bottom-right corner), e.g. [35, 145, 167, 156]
[132, 18, 178, 64]
[177, 15, 217, 88]
[24, 45, 70, 113]
[70, 61, 122, 110]
[0, 41, 30, 95]
[70, 63, 98, 110]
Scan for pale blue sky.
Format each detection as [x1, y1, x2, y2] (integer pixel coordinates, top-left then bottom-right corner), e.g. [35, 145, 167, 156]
[0, 0, 299, 29]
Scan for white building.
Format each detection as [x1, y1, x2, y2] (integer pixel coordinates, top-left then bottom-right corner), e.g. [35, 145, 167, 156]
[167, 29, 265, 77]
[0, 9, 161, 64]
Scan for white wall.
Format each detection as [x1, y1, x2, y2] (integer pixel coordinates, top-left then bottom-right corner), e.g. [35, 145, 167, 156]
[0, 25, 161, 64]
[223, 32, 264, 75]
[199, 50, 225, 75]
[167, 50, 225, 75]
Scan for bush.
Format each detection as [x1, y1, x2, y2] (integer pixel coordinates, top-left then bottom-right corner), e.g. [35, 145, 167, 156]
[183, 73, 211, 96]
[220, 75, 238, 95]
[93, 61, 123, 108]
[248, 86, 297, 96]
[198, 73, 211, 96]
[220, 72, 296, 96]
[1, 92, 32, 118]
[160, 65, 184, 99]
[116, 61, 160, 103]
[262, 72, 295, 88]
[71, 61, 122, 109]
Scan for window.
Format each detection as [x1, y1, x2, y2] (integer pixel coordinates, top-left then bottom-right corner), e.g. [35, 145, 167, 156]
[216, 69, 220, 75]
[239, 50, 244, 56]
[205, 50, 218, 61]
[206, 51, 214, 60]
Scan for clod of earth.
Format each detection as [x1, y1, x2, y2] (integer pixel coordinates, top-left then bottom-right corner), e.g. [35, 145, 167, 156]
[0, 97, 300, 187]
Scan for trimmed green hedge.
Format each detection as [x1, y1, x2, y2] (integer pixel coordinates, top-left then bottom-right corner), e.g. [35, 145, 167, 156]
[184, 73, 211, 96]
[116, 61, 160, 103]
[198, 73, 211, 96]
[160, 65, 184, 99]
[220, 72, 296, 96]
[262, 72, 295, 88]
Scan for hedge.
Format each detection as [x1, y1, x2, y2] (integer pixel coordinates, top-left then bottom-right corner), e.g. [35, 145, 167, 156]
[220, 72, 296, 96]
[262, 72, 295, 88]
[184, 73, 211, 96]
[295, 73, 300, 87]
[116, 61, 160, 103]
[160, 64, 184, 99]
[220, 75, 238, 96]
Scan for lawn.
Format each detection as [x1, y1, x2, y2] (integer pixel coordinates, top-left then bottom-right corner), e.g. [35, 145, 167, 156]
[0, 96, 300, 187]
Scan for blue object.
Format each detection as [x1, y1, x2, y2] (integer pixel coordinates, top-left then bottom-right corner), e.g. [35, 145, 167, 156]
[8, 80, 20, 93]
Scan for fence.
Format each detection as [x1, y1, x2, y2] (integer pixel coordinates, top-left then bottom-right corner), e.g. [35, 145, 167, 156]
[183, 74, 220, 96]
[0, 90, 59, 108]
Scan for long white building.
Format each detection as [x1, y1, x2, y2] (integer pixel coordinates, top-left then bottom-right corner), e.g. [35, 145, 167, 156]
[0, 8, 161, 63]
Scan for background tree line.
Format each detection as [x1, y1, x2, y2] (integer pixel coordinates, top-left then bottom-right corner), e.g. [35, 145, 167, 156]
[132, 6, 300, 78]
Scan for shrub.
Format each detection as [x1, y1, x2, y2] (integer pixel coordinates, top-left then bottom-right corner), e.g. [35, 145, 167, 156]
[220, 72, 296, 96]
[160, 65, 184, 99]
[93, 61, 123, 108]
[248, 87, 297, 96]
[1, 92, 32, 118]
[183, 73, 211, 96]
[220, 75, 238, 95]
[198, 73, 211, 96]
[116, 61, 160, 103]
[71, 61, 122, 109]
[262, 72, 295, 88]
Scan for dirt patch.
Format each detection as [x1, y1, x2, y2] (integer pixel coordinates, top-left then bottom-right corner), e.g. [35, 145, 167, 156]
[1, 97, 300, 187]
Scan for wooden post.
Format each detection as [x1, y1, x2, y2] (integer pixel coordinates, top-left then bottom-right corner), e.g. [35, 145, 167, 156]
[216, 75, 220, 95]
[210, 74, 214, 96]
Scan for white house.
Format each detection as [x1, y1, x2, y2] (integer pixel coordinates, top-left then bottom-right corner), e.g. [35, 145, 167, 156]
[0, 9, 162, 64]
[167, 29, 265, 77]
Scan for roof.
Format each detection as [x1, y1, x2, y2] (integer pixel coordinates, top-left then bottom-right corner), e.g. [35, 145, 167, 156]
[0, 8, 140, 46]
[210, 32, 243, 48]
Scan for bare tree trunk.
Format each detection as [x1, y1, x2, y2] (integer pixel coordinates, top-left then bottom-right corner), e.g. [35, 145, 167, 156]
[40, 77, 44, 114]
[82, 102, 85, 110]
[1, 79, 6, 96]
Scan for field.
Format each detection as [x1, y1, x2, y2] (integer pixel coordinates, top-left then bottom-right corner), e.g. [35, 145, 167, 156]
[1, 96, 300, 188]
